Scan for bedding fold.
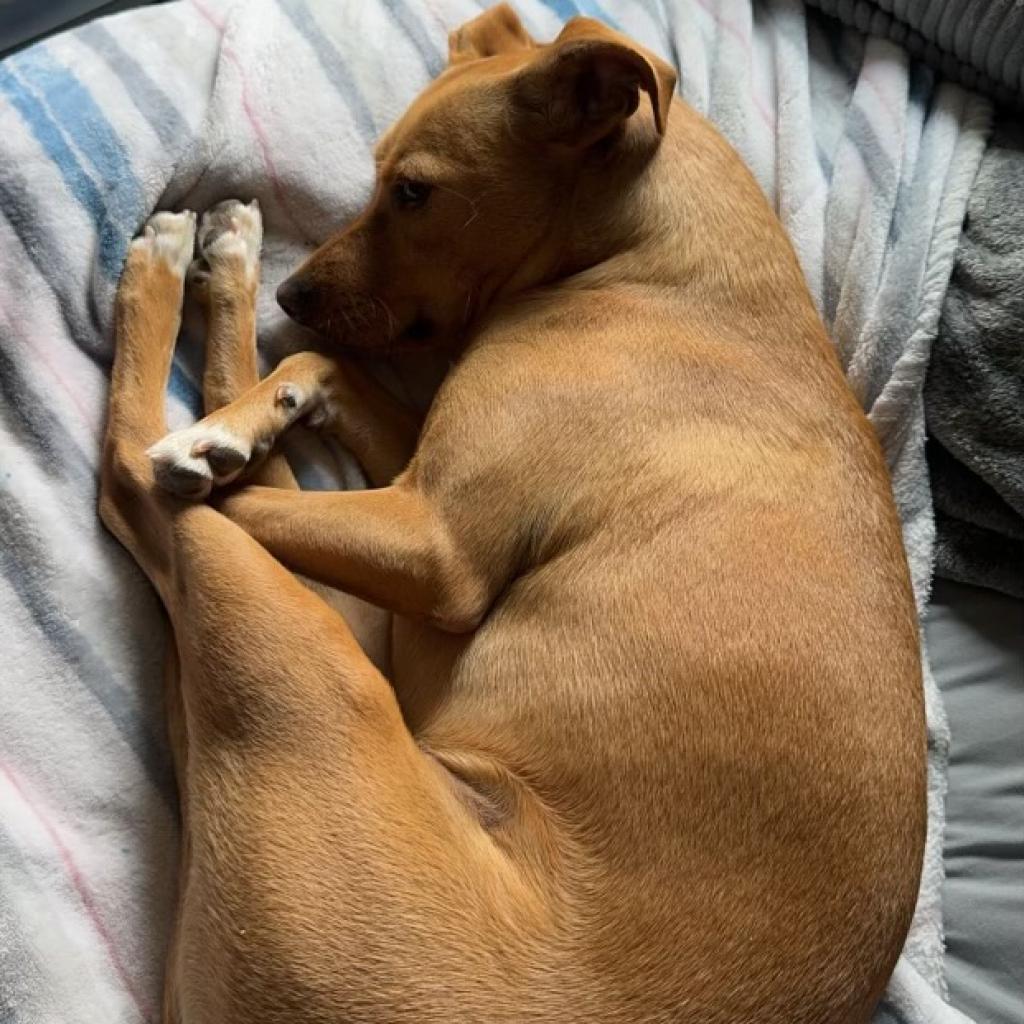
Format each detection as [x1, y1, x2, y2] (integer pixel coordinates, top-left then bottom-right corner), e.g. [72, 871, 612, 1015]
[805, 0, 1024, 105]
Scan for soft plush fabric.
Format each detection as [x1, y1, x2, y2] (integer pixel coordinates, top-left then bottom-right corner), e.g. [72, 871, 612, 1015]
[925, 117, 1024, 599]
[926, 580, 1024, 1024]
[805, 0, 1024, 105]
[0, 2, 991, 1022]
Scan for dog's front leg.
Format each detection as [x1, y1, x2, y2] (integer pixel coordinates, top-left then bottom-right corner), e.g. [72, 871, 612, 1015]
[148, 350, 422, 496]
[214, 483, 490, 632]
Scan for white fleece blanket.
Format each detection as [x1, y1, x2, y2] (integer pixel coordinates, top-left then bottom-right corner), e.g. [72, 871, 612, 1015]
[0, 2, 990, 1022]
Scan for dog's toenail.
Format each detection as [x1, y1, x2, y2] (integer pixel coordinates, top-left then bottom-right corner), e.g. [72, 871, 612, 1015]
[191, 440, 214, 457]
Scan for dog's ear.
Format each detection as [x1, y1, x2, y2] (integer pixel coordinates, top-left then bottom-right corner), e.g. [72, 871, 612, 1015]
[448, 3, 535, 65]
[512, 17, 676, 147]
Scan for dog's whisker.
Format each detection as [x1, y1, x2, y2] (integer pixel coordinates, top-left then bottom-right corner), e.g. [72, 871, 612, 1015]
[436, 181, 484, 232]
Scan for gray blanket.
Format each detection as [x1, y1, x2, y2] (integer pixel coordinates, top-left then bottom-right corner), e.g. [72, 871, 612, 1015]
[925, 117, 1024, 598]
[793, 3, 1024, 597]
[804, 0, 1024, 105]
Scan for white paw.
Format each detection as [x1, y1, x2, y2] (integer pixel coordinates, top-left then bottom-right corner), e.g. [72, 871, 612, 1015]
[132, 210, 196, 278]
[147, 422, 253, 499]
[196, 199, 262, 282]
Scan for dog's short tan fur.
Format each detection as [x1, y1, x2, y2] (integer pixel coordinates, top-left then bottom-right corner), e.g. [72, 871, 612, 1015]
[100, 7, 926, 1022]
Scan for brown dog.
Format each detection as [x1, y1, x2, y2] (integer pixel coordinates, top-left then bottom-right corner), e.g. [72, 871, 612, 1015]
[100, 5, 926, 1022]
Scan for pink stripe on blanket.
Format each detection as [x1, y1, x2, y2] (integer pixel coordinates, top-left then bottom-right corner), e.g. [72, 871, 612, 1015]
[0, 300, 100, 441]
[691, 0, 777, 131]
[0, 762, 153, 1023]
[190, 0, 316, 245]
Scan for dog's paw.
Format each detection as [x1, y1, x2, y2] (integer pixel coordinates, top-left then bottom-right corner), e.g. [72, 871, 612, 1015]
[147, 422, 255, 499]
[131, 210, 196, 278]
[195, 198, 262, 285]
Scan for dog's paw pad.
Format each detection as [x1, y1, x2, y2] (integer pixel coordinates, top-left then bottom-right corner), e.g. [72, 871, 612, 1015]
[132, 210, 196, 278]
[152, 458, 212, 500]
[203, 441, 249, 479]
[148, 424, 252, 498]
[198, 199, 262, 279]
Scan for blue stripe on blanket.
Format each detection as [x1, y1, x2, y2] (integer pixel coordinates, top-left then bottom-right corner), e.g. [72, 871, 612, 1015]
[0, 176, 108, 368]
[642, 0, 682, 78]
[383, 0, 445, 76]
[886, 63, 937, 249]
[170, 360, 203, 418]
[11, 47, 147, 242]
[538, 0, 619, 30]
[0, 65, 128, 280]
[277, 0, 378, 139]
[0, 190, 200, 420]
[0, 495, 176, 806]
[0, 343, 92, 481]
[0, 829, 37, 1024]
[76, 22, 192, 154]
[815, 18, 897, 196]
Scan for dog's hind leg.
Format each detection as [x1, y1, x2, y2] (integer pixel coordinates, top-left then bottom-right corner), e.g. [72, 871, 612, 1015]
[166, 199, 303, 1024]
[98, 209, 196, 1024]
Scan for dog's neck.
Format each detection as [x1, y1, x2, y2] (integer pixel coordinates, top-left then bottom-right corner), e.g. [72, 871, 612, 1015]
[539, 107, 798, 306]
[461, 104, 810, 355]
[559, 119, 676, 283]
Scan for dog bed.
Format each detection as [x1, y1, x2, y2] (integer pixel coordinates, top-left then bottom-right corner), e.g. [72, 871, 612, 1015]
[925, 581, 1024, 1024]
[0, 1, 1004, 1021]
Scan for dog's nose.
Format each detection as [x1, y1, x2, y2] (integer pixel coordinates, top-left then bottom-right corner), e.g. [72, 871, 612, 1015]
[277, 275, 316, 321]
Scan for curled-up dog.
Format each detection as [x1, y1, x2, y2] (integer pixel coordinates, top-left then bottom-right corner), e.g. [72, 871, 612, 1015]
[101, 5, 925, 1022]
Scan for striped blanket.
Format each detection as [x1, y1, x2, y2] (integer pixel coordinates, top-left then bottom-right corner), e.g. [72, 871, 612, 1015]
[0, 2, 990, 1022]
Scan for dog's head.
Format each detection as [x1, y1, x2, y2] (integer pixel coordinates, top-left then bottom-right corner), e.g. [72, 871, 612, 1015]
[277, 3, 676, 349]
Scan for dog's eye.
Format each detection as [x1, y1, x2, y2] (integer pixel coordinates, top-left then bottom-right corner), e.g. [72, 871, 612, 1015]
[393, 178, 433, 210]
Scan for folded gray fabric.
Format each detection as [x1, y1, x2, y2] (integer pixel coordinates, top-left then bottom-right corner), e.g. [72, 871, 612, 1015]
[929, 440, 1024, 598]
[804, 0, 1024, 105]
[925, 119, 1024, 598]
